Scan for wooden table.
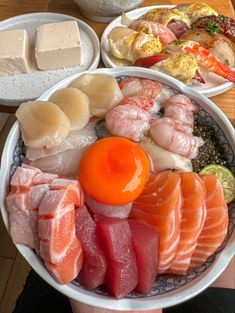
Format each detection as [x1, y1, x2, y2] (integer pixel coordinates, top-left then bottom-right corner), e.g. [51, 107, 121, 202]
[0, 0, 234, 125]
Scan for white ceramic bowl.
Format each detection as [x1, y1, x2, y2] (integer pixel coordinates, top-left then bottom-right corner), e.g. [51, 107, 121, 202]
[73, 0, 144, 22]
[1, 67, 235, 311]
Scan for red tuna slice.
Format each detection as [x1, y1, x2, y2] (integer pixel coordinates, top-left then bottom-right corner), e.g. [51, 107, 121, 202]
[96, 217, 138, 298]
[11, 166, 41, 193]
[6, 192, 28, 214]
[39, 189, 77, 218]
[33, 173, 58, 185]
[45, 236, 83, 284]
[9, 209, 39, 249]
[50, 178, 84, 207]
[27, 184, 50, 210]
[39, 205, 75, 263]
[129, 220, 158, 294]
[75, 205, 107, 289]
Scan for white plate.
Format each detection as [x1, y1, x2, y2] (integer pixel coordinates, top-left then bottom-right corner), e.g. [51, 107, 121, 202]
[1, 67, 235, 310]
[0, 12, 100, 106]
[101, 5, 234, 98]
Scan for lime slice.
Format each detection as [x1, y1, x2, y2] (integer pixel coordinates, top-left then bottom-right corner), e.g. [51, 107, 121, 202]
[199, 164, 235, 204]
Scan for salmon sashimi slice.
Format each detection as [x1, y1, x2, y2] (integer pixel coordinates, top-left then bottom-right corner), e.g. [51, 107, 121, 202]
[45, 236, 83, 284]
[39, 189, 77, 218]
[189, 175, 228, 270]
[129, 220, 158, 294]
[168, 172, 207, 275]
[10, 166, 41, 193]
[27, 184, 50, 210]
[131, 171, 182, 273]
[75, 205, 107, 289]
[39, 205, 75, 263]
[96, 217, 138, 299]
[50, 178, 84, 207]
[33, 173, 59, 185]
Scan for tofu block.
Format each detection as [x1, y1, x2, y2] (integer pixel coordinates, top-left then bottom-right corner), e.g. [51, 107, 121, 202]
[35, 21, 81, 71]
[0, 29, 30, 76]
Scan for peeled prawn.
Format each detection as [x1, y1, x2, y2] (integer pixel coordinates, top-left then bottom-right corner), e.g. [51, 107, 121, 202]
[165, 40, 235, 82]
[163, 94, 196, 127]
[119, 77, 163, 99]
[106, 104, 150, 142]
[150, 117, 204, 158]
[119, 96, 154, 111]
[130, 20, 176, 45]
[140, 137, 193, 172]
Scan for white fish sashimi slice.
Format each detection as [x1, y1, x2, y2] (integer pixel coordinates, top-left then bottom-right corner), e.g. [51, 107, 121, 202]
[85, 194, 132, 218]
[140, 137, 192, 172]
[26, 146, 86, 177]
[26, 121, 97, 161]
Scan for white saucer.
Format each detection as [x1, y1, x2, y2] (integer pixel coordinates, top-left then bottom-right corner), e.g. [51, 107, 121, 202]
[0, 12, 100, 106]
[101, 5, 234, 98]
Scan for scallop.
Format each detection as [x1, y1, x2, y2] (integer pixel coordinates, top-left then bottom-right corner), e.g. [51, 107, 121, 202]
[70, 73, 123, 117]
[16, 100, 70, 148]
[49, 87, 90, 131]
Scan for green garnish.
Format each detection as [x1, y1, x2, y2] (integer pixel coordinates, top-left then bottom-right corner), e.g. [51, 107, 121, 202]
[216, 15, 228, 23]
[205, 20, 219, 34]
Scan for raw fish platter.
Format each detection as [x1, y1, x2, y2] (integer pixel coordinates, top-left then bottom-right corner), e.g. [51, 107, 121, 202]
[5, 72, 235, 299]
[104, 1, 235, 88]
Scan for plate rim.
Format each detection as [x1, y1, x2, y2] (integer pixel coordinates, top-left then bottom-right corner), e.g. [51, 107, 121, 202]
[100, 5, 234, 98]
[0, 67, 235, 310]
[0, 12, 100, 106]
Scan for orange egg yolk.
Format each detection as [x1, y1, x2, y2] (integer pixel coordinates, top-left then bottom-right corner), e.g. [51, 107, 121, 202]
[79, 137, 149, 205]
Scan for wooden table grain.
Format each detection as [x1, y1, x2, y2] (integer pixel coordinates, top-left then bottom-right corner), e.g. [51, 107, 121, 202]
[0, 0, 234, 125]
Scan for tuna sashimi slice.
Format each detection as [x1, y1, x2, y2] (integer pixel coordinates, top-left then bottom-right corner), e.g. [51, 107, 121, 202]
[129, 220, 158, 294]
[45, 236, 83, 284]
[96, 217, 138, 298]
[33, 173, 59, 185]
[6, 193, 28, 213]
[75, 205, 107, 289]
[39, 207, 75, 264]
[131, 171, 182, 273]
[10, 166, 41, 193]
[39, 189, 77, 218]
[189, 175, 228, 270]
[9, 210, 39, 249]
[27, 184, 50, 210]
[168, 172, 207, 275]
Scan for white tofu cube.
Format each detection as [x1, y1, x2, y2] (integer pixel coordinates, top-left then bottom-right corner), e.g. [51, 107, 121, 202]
[35, 20, 81, 71]
[0, 29, 30, 76]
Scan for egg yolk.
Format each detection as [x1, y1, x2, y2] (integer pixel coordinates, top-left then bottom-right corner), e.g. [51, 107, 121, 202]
[79, 137, 149, 205]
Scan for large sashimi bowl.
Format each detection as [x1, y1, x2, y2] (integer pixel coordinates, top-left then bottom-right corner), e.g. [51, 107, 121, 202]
[0, 67, 235, 311]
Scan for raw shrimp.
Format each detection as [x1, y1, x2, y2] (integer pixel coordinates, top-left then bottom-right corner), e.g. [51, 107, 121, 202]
[106, 104, 151, 142]
[163, 94, 196, 127]
[130, 20, 176, 45]
[165, 40, 235, 82]
[150, 117, 204, 159]
[119, 77, 163, 99]
[119, 96, 154, 111]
